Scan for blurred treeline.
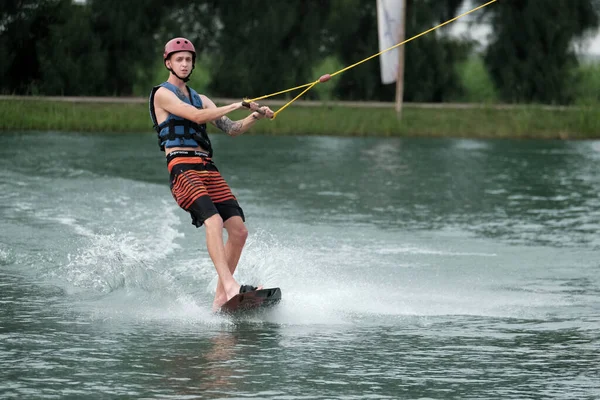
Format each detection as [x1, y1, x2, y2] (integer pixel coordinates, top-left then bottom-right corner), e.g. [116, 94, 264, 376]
[1, 0, 599, 104]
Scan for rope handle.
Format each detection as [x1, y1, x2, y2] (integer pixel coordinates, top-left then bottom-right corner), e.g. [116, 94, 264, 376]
[241, 100, 266, 115]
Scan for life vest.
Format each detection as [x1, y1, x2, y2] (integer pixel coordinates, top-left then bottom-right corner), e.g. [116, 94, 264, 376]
[149, 82, 213, 156]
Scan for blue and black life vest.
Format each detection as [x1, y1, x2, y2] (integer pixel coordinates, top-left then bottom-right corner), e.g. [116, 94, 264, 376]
[149, 82, 213, 156]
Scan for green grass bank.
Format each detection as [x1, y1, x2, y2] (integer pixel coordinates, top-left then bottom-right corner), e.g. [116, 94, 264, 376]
[1, 98, 599, 140]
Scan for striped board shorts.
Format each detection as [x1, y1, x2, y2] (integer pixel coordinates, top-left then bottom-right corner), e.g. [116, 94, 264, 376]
[166, 150, 245, 228]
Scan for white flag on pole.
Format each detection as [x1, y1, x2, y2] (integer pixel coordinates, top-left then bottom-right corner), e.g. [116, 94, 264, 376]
[377, 0, 404, 84]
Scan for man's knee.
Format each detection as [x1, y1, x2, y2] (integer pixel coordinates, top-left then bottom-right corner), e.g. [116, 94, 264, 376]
[204, 213, 224, 230]
[231, 225, 248, 244]
[227, 220, 248, 244]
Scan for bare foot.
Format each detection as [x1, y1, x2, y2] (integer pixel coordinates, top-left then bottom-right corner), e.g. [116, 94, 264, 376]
[224, 282, 241, 302]
[213, 284, 264, 312]
[212, 294, 227, 312]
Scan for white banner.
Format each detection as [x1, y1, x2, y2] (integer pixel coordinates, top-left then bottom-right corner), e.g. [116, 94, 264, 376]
[377, 0, 404, 84]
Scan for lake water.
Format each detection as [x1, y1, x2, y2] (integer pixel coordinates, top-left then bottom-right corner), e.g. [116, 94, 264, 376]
[1, 131, 599, 399]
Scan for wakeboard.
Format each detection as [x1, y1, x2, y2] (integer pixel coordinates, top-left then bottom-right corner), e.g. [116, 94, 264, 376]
[219, 287, 282, 314]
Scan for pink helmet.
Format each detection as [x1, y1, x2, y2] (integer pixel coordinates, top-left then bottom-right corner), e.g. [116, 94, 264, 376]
[163, 37, 196, 60]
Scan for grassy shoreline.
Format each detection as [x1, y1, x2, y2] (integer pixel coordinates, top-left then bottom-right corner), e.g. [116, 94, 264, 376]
[1, 99, 599, 139]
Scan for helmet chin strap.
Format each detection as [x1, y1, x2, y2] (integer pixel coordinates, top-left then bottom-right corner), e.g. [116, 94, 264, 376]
[169, 65, 194, 82]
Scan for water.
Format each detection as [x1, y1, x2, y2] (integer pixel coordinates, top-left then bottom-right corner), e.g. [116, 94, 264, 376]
[1, 131, 599, 399]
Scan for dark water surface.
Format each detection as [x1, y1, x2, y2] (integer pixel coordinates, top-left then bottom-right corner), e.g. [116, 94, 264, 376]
[1, 131, 599, 399]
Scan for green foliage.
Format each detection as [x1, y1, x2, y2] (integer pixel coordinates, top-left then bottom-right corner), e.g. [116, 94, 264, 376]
[482, 0, 600, 104]
[0, 0, 74, 94]
[456, 56, 498, 103]
[404, 34, 472, 102]
[3, 99, 600, 139]
[36, 4, 107, 95]
[312, 56, 344, 101]
[327, 0, 394, 101]
[2, 0, 600, 107]
[86, 0, 189, 95]
[0, 0, 195, 96]
[574, 61, 600, 103]
[207, 0, 332, 99]
[403, 0, 473, 102]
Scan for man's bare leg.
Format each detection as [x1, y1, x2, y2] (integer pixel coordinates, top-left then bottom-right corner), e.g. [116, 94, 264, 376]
[203, 214, 240, 308]
[213, 216, 248, 311]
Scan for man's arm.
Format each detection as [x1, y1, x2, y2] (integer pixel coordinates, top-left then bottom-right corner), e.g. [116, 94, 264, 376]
[213, 114, 259, 137]
[203, 95, 273, 137]
[154, 87, 243, 125]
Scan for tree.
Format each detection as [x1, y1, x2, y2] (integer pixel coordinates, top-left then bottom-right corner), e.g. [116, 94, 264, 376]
[0, 0, 199, 96]
[207, 0, 332, 99]
[36, 4, 107, 95]
[0, 0, 73, 94]
[482, 0, 600, 104]
[87, 0, 188, 96]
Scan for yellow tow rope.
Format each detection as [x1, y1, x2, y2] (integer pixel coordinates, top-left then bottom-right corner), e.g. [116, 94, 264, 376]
[246, 0, 498, 119]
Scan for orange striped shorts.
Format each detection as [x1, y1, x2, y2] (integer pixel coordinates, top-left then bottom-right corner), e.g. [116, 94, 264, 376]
[166, 150, 245, 228]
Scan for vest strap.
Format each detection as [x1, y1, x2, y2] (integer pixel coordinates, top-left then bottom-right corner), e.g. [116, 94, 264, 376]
[157, 120, 212, 156]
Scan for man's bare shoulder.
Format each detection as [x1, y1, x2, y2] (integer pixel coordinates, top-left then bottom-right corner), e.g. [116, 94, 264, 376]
[154, 86, 176, 102]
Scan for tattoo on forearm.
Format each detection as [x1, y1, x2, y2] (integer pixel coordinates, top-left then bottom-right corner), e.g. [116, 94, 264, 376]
[215, 116, 243, 135]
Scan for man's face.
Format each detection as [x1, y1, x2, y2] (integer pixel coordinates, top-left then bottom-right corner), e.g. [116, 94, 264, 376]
[166, 51, 193, 78]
